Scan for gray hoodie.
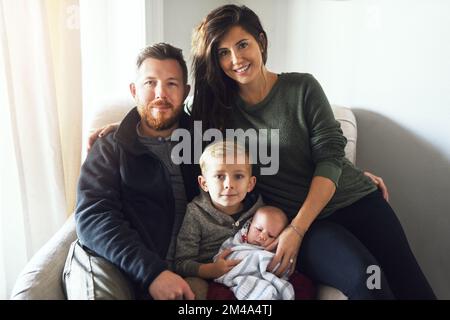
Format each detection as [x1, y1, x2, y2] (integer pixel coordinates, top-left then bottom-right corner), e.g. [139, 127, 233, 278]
[174, 190, 264, 277]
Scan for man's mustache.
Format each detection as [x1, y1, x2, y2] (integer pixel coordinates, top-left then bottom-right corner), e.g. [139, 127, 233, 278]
[149, 98, 173, 109]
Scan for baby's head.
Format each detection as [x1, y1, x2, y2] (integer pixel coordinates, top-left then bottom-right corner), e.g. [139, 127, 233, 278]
[198, 140, 256, 215]
[246, 206, 288, 247]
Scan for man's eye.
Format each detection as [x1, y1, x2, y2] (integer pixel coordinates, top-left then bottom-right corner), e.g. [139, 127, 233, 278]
[235, 174, 244, 179]
[168, 82, 178, 87]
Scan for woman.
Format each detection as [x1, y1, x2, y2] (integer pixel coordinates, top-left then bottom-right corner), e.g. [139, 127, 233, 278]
[90, 4, 435, 299]
[188, 4, 435, 299]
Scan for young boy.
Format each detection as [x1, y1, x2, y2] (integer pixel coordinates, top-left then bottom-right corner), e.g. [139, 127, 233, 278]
[175, 140, 294, 300]
[174, 140, 263, 280]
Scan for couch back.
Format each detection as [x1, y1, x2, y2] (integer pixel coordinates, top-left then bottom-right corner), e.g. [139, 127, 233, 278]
[87, 98, 357, 164]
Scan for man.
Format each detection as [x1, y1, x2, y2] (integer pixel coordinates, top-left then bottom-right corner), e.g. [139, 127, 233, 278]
[63, 43, 199, 300]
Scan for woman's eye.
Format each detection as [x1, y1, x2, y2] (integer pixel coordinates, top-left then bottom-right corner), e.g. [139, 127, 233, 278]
[218, 50, 229, 57]
[238, 41, 248, 49]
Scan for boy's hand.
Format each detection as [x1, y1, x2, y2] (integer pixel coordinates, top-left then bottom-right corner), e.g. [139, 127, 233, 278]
[198, 249, 241, 279]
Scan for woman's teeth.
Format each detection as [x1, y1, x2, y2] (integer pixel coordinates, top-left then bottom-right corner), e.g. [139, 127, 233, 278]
[235, 65, 250, 73]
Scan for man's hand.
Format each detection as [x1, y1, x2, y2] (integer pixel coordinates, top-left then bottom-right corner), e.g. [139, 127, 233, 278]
[149, 270, 195, 300]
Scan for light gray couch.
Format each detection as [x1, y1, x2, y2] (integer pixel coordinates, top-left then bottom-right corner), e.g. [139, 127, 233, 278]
[10, 100, 356, 300]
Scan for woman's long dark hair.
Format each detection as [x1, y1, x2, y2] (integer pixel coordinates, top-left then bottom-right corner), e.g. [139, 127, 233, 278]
[191, 5, 268, 131]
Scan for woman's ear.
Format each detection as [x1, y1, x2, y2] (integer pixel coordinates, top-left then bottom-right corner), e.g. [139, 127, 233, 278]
[198, 175, 208, 192]
[258, 33, 267, 51]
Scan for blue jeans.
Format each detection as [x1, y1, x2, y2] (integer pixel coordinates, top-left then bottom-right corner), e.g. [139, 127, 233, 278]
[296, 190, 436, 300]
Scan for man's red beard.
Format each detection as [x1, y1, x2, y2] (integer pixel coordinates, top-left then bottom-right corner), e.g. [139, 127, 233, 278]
[138, 98, 182, 131]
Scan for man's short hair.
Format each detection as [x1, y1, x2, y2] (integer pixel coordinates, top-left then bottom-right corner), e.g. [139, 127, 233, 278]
[199, 140, 252, 174]
[136, 43, 188, 84]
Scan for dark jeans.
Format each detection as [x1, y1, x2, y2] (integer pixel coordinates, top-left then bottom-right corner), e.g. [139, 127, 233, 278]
[296, 190, 436, 300]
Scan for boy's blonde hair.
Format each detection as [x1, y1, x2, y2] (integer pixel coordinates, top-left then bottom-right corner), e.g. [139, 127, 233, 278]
[199, 140, 252, 174]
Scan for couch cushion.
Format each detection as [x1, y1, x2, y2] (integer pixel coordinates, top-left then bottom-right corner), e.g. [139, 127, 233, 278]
[10, 215, 76, 299]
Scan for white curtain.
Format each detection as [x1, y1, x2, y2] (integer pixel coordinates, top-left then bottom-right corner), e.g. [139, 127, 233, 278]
[79, 0, 145, 156]
[0, 0, 82, 299]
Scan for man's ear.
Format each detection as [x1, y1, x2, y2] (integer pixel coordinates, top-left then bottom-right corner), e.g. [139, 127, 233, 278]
[198, 175, 208, 192]
[129, 83, 136, 98]
[247, 176, 257, 192]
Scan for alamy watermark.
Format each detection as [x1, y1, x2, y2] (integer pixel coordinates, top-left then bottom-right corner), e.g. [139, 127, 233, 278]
[367, 265, 381, 290]
[170, 121, 280, 175]
[66, 4, 80, 30]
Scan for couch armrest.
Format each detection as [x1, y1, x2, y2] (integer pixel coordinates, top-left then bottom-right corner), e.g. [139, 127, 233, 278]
[10, 215, 76, 300]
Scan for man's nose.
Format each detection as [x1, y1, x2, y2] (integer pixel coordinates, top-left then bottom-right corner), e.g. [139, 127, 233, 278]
[155, 83, 167, 99]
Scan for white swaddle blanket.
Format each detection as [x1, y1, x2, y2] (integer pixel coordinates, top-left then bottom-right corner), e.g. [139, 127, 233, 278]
[213, 221, 294, 300]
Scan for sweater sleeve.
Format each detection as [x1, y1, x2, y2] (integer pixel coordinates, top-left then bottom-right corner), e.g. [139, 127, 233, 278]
[174, 203, 203, 277]
[303, 74, 347, 186]
[75, 134, 167, 291]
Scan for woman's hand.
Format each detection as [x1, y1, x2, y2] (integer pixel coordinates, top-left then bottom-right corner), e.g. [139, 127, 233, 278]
[364, 171, 389, 202]
[266, 226, 302, 277]
[87, 122, 119, 152]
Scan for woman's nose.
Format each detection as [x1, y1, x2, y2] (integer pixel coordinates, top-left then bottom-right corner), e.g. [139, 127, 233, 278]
[230, 50, 241, 65]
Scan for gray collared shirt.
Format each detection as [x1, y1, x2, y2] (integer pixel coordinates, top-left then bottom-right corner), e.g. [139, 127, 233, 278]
[136, 123, 187, 269]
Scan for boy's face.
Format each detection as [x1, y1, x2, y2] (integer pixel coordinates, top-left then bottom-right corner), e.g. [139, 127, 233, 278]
[247, 211, 285, 247]
[198, 155, 256, 215]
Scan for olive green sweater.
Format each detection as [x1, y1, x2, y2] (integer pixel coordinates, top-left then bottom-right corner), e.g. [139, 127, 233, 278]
[231, 73, 377, 219]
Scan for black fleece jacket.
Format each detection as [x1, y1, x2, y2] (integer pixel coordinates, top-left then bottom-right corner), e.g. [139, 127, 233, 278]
[75, 107, 199, 293]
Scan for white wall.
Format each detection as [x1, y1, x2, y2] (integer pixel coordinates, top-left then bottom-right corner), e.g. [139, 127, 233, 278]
[146, 0, 226, 85]
[281, 0, 450, 299]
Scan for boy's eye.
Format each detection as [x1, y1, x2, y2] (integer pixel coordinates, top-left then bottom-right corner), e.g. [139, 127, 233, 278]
[215, 175, 224, 179]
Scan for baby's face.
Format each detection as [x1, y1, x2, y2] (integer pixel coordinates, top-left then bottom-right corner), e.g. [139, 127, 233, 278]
[198, 156, 256, 215]
[247, 212, 285, 247]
